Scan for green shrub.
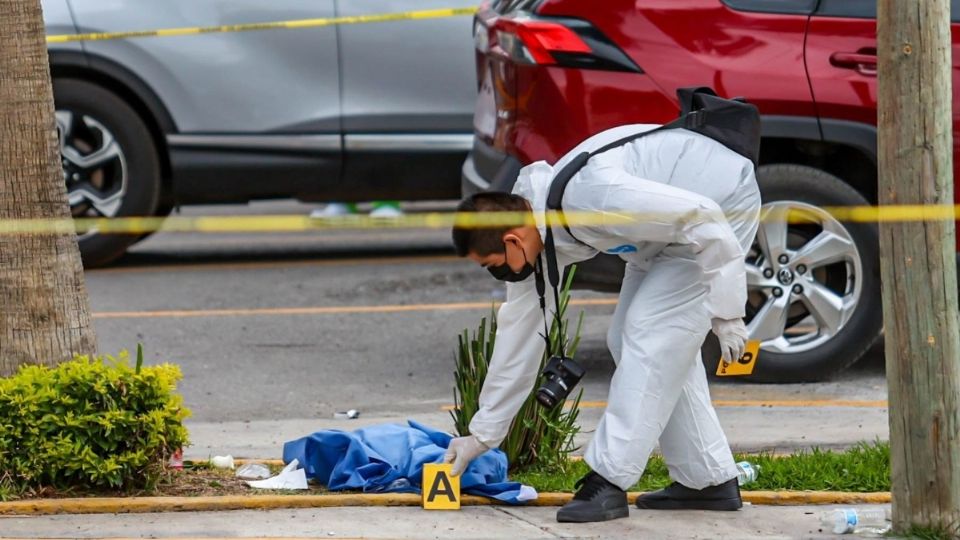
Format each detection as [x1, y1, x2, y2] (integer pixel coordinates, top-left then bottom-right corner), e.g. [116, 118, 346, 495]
[452, 266, 583, 472]
[0, 347, 189, 499]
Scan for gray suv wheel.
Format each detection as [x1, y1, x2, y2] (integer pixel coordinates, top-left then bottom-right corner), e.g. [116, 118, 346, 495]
[53, 79, 161, 267]
[703, 164, 883, 382]
[747, 200, 863, 355]
[57, 112, 128, 226]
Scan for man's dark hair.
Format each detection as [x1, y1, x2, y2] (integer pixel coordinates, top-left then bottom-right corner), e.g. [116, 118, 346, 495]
[452, 192, 532, 257]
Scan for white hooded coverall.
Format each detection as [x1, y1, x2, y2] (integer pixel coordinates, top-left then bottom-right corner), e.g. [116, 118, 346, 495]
[469, 124, 762, 491]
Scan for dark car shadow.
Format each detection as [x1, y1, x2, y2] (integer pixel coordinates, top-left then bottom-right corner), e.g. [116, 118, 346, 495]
[102, 245, 455, 271]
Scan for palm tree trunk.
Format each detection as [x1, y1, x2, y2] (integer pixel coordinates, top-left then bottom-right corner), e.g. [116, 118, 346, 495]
[0, 0, 97, 375]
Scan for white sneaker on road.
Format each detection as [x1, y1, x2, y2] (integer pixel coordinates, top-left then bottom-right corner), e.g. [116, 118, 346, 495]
[369, 205, 404, 219]
[310, 203, 355, 219]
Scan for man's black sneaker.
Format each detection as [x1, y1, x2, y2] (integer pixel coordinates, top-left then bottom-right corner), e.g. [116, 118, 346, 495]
[556, 471, 629, 523]
[635, 477, 742, 511]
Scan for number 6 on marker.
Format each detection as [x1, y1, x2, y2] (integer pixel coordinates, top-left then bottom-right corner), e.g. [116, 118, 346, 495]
[715, 340, 761, 377]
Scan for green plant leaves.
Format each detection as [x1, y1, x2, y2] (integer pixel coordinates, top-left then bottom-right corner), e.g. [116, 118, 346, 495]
[135, 343, 144, 375]
[451, 266, 583, 472]
[0, 350, 190, 500]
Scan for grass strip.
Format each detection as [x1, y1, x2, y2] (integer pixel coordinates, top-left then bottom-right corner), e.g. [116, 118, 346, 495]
[7, 442, 890, 501]
[902, 525, 960, 540]
[513, 441, 891, 493]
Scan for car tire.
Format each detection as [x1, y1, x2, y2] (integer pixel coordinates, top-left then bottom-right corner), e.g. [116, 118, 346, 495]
[53, 79, 162, 267]
[702, 164, 882, 383]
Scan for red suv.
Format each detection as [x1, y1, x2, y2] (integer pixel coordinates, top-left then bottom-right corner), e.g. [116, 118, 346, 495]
[461, 0, 960, 382]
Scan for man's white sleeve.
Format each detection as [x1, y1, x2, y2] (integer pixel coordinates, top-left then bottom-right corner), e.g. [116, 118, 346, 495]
[468, 277, 553, 448]
[594, 167, 748, 320]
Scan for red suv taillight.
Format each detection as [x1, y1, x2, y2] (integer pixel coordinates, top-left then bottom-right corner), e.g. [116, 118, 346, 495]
[488, 15, 641, 73]
[494, 18, 590, 64]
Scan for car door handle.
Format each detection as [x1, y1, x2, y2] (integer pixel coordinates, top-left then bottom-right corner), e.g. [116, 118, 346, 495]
[830, 52, 877, 76]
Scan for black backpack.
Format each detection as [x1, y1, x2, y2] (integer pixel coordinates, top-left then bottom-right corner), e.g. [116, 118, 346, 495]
[540, 87, 761, 295]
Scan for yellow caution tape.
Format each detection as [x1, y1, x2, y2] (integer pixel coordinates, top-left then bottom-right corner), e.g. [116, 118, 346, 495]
[45, 7, 478, 44]
[0, 205, 957, 236]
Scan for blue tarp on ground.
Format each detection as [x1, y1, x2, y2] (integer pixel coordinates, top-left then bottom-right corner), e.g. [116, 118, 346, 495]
[282, 420, 536, 504]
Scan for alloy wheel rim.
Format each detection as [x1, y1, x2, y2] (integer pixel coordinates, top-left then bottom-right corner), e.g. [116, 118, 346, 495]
[56, 110, 128, 239]
[745, 201, 863, 354]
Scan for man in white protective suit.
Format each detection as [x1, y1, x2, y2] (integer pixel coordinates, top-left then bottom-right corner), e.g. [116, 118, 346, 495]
[446, 123, 761, 523]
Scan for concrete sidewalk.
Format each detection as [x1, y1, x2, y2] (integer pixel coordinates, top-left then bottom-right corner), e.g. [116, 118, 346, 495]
[0, 504, 885, 539]
[184, 404, 889, 460]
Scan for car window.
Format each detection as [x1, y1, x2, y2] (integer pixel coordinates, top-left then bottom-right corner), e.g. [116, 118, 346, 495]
[815, 0, 873, 18]
[817, 0, 960, 23]
[721, 0, 818, 15]
[494, 0, 543, 13]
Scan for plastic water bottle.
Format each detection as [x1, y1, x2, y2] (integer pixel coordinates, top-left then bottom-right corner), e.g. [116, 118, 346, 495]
[820, 508, 891, 535]
[735, 461, 760, 486]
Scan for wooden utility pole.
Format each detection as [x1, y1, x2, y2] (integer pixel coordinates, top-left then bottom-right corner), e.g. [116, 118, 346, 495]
[878, 0, 960, 533]
[0, 0, 97, 375]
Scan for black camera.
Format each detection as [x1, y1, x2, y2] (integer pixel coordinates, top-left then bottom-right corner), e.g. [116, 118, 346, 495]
[535, 356, 586, 409]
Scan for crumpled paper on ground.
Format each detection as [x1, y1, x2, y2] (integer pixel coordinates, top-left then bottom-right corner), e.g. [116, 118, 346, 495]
[245, 458, 308, 490]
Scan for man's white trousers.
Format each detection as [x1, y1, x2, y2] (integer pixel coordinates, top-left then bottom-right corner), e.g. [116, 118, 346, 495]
[584, 254, 739, 491]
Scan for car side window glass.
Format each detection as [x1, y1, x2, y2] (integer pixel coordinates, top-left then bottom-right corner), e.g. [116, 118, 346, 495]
[816, 0, 874, 18]
[496, 0, 543, 13]
[817, 0, 960, 22]
[721, 0, 817, 15]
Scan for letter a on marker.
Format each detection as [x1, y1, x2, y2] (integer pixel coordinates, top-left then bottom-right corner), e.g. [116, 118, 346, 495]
[422, 463, 460, 510]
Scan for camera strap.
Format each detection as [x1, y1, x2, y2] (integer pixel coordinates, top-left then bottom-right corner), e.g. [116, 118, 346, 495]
[532, 256, 554, 355]
[534, 209, 568, 358]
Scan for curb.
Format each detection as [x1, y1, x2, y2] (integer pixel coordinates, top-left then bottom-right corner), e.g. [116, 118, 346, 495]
[0, 491, 891, 516]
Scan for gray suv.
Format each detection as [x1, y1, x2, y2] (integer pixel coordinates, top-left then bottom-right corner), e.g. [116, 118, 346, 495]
[43, 0, 478, 265]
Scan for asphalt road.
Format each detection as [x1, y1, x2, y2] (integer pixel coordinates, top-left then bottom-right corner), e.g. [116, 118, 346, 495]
[84, 200, 888, 457]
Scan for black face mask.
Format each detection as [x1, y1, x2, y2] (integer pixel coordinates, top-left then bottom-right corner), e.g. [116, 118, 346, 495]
[487, 244, 536, 282]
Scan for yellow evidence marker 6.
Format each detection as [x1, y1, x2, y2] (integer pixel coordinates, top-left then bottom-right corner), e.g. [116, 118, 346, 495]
[422, 463, 461, 510]
[716, 340, 761, 377]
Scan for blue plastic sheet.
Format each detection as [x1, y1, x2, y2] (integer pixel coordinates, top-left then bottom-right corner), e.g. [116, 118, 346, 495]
[282, 420, 535, 504]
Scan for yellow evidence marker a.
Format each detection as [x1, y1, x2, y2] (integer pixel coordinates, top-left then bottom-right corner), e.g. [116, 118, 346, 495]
[716, 340, 761, 377]
[422, 463, 461, 510]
